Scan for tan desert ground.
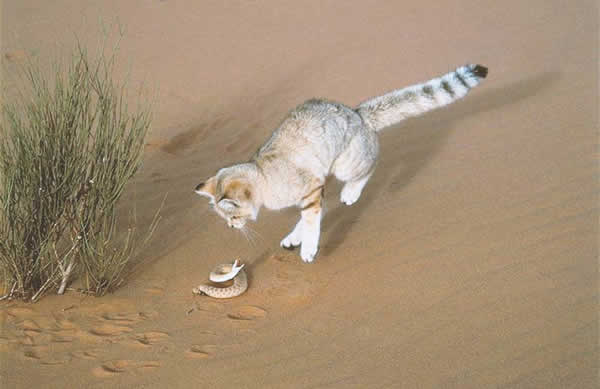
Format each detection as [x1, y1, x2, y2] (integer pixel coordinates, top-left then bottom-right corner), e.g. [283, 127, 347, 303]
[1, 1, 597, 388]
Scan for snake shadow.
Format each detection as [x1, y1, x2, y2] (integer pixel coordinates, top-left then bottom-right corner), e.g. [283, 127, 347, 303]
[319, 71, 562, 257]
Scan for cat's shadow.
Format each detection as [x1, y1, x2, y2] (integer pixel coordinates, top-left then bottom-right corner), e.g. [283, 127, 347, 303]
[319, 71, 561, 257]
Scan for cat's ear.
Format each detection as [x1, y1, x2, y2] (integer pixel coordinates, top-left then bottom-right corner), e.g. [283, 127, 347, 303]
[195, 176, 217, 201]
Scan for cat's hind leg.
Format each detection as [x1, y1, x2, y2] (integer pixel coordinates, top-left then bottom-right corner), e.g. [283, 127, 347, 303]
[340, 171, 373, 205]
[333, 130, 378, 206]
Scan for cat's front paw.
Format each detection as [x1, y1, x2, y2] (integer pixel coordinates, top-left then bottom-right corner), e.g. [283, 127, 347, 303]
[280, 233, 301, 250]
[300, 241, 318, 263]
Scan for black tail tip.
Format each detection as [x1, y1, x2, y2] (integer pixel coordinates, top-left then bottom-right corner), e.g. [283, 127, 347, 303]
[472, 64, 488, 79]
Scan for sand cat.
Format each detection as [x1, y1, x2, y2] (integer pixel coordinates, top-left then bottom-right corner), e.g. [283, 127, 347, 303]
[195, 64, 488, 262]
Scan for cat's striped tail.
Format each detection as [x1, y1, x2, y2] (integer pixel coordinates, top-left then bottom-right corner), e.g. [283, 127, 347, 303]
[356, 64, 488, 132]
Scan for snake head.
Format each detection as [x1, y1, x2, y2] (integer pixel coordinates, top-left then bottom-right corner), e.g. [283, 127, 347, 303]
[231, 259, 245, 272]
[208, 259, 245, 283]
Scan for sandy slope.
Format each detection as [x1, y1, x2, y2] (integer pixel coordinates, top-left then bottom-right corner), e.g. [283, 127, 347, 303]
[1, 1, 598, 388]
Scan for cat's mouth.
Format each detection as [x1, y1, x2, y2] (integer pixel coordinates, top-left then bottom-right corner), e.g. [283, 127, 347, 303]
[227, 218, 246, 229]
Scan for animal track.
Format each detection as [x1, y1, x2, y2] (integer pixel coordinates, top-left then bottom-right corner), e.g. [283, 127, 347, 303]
[238, 328, 257, 336]
[138, 360, 161, 371]
[89, 323, 132, 337]
[144, 286, 165, 295]
[55, 319, 77, 330]
[6, 307, 35, 317]
[258, 253, 318, 301]
[4, 49, 27, 62]
[92, 359, 160, 377]
[40, 356, 71, 365]
[19, 336, 35, 346]
[102, 312, 143, 326]
[132, 331, 170, 346]
[50, 328, 77, 343]
[139, 310, 159, 320]
[273, 254, 294, 263]
[21, 319, 41, 331]
[195, 302, 226, 314]
[71, 349, 101, 360]
[227, 306, 267, 321]
[23, 348, 43, 360]
[3, 303, 167, 377]
[185, 345, 216, 359]
[139, 277, 168, 296]
[20, 345, 70, 365]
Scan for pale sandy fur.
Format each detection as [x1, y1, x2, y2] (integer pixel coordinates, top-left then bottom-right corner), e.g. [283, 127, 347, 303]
[196, 64, 488, 263]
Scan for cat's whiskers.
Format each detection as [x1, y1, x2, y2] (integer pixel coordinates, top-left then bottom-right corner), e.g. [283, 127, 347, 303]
[240, 224, 263, 247]
[239, 226, 254, 246]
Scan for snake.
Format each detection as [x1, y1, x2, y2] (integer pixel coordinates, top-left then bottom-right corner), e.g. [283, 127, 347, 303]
[192, 259, 248, 298]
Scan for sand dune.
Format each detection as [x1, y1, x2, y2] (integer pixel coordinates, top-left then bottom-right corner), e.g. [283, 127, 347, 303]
[1, 1, 597, 388]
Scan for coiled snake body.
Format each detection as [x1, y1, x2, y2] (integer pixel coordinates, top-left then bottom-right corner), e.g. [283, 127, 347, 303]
[192, 260, 247, 298]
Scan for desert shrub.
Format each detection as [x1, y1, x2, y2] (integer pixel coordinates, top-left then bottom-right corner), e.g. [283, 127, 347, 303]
[0, 44, 157, 301]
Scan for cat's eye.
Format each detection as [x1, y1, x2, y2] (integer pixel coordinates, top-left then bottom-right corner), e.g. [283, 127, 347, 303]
[218, 198, 240, 210]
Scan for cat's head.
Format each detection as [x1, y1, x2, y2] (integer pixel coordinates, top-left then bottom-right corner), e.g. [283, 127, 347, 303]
[195, 165, 260, 229]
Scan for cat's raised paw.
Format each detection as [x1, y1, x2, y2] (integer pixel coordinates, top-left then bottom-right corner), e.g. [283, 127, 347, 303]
[340, 189, 360, 206]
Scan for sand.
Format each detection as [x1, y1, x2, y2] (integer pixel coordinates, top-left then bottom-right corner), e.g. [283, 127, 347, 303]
[1, 1, 598, 388]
